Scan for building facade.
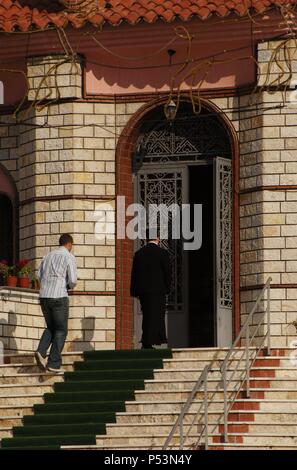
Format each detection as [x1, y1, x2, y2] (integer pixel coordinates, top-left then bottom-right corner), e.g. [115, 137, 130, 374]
[0, 0, 297, 352]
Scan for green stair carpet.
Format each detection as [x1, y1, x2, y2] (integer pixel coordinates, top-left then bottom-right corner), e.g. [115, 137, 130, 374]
[1, 348, 172, 450]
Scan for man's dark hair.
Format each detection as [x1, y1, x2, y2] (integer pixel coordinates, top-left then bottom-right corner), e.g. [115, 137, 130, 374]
[59, 234, 73, 246]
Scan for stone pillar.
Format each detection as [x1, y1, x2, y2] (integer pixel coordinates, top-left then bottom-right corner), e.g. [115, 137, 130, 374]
[17, 55, 118, 350]
[239, 39, 297, 347]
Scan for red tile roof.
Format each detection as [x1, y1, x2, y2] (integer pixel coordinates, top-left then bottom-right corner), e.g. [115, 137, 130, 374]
[0, 0, 295, 32]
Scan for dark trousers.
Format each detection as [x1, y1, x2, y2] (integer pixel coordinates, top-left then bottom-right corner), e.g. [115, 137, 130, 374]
[139, 294, 167, 346]
[37, 297, 69, 369]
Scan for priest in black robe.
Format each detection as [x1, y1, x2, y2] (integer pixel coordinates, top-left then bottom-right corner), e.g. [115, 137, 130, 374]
[130, 232, 171, 349]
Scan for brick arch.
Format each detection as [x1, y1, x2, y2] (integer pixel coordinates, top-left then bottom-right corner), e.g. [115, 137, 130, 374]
[115, 97, 240, 349]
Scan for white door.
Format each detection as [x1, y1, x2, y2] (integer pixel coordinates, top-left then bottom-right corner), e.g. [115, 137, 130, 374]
[214, 157, 233, 347]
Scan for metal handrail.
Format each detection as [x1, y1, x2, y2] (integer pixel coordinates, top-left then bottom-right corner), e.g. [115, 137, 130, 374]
[162, 363, 211, 450]
[163, 276, 272, 450]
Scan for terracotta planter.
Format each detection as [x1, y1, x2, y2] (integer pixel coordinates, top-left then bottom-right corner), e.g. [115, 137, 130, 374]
[18, 277, 31, 289]
[6, 276, 18, 287]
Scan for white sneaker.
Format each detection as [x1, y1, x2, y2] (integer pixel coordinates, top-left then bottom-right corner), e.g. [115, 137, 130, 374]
[35, 352, 47, 370]
[47, 367, 65, 375]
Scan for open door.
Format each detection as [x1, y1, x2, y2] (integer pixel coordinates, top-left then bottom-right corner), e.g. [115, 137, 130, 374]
[214, 157, 233, 347]
[134, 166, 189, 348]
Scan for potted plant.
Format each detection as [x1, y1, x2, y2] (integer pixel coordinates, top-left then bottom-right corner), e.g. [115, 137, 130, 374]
[31, 276, 40, 290]
[16, 259, 32, 289]
[0, 260, 18, 287]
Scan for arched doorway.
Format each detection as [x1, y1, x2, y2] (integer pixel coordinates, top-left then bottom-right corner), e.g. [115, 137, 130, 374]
[115, 98, 239, 350]
[0, 164, 18, 267]
[134, 102, 232, 348]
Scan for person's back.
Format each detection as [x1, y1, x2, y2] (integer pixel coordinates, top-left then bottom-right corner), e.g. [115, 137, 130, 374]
[36, 234, 77, 374]
[131, 243, 171, 296]
[130, 238, 171, 349]
[39, 246, 77, 298]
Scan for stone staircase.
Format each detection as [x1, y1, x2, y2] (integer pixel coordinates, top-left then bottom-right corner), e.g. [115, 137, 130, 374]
[62, 347, 297, 450]
[0, 352, 83, 443]
[1, 347, 297, 450]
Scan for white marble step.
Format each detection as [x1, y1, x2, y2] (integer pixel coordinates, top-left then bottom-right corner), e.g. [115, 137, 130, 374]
[0, 428, 13, 438]
[0, 416, 23, 428]
[0, 383, 53, 396]
[62, 444, 168, 450]
[3, 352, 83, 365]
[221, 422, 297, 434]
[95, 433, 198, 447]
[0, 404, 33, 417]
[0, 362, 74, 376]
[208, 442, 297, 450]
[210, 434, 297, 446]
[104, 422, 202, 437]
[0, 393, 44, 406]
[135, 387, 297, 401]
[0, 373, 64, 385]
[144, 376, 297, 391]
[162, 356, 290, 370]
[115, 409, 297, 425]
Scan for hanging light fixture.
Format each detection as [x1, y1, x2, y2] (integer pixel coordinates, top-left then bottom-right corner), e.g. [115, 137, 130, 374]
[164, 99, 177, 122]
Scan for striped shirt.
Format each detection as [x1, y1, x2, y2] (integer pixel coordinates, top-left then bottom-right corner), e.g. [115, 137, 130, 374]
[38, 247, 77, 298]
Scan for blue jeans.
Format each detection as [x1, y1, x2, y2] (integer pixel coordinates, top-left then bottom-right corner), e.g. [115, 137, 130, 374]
[37, 297, 69, 369]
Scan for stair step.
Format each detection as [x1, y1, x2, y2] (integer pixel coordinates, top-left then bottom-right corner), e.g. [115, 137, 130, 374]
[23, 412, 116, 426]
[65, 369, 155, 381]
[33, 401, 125, 415]
[0, 394, 45, 406]
[208, 442, 297, 450]
[0, 373, 63, 385]
[0, 405, 33, 417]
[1, 434, 97, 448]
[0, 384, 53, 396]
[53, 379, 145, 393]
[0, 417, 23, 429]
[74, 359, 163, 371]
[83, 349, 172, 360]
[0, 363, 74, 375]
[3, 353, 83, 366]
[44, 389, 136, 403]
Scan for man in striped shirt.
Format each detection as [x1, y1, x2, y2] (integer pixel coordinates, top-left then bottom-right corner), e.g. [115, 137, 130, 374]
[35, 234, 77, 374]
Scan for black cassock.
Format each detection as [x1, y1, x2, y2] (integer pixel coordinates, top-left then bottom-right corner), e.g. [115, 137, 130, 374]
[130, 242, 171, 346]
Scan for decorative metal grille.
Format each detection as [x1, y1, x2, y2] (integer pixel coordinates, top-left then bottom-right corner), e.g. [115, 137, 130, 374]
[138, 172, 183, 312]
[216, 159, 233, 308]
[134, 114, 231, 171]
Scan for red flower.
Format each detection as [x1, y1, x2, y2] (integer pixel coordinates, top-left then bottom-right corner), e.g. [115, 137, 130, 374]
[17, 259, 30, 268]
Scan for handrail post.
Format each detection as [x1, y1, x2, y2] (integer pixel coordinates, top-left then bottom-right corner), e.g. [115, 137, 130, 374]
[223, 364, 228, 442]
[267, 281, 271, 356]
[204, 368, 209, 450]
[246, 322, 250, 398]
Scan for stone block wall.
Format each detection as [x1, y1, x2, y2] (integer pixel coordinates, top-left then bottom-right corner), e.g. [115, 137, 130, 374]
[239, 38, 297, 347]
[27, 55, 82, 101]
[0, 288, 116, 353]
